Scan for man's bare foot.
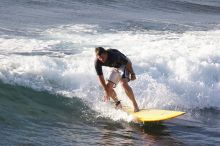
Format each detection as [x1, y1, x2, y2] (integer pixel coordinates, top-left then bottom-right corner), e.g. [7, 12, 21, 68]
[134, 106, 139, 112]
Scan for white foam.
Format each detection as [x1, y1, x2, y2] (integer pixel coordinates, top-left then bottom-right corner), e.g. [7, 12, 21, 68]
[0, 24, 220, 121]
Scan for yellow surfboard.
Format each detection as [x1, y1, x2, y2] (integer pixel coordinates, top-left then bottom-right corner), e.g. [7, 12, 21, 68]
[122, 106, 185, 122]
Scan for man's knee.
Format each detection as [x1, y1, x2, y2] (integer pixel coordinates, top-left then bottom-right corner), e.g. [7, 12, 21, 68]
[121, 80, 129, 89]
[107, 81, 114, 90]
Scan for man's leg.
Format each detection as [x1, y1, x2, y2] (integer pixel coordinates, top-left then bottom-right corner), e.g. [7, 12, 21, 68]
[106, 81, 122, 108]
[120, 79, 139, 112]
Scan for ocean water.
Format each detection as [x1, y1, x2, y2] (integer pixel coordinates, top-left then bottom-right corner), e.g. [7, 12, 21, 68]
[0, 0, 220, 145]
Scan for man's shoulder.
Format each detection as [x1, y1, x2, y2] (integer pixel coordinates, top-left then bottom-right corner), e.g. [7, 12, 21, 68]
[106, 48, 123, 55]
[107, 48, 126, 57]
[107, 48, 119, 52]
[94, 58, 102, 66]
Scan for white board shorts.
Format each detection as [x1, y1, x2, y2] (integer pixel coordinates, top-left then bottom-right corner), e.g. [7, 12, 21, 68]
[108, 58, 131, 87]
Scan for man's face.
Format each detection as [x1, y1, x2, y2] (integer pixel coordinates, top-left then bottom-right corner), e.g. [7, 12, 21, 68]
[97, 53, 107, 63]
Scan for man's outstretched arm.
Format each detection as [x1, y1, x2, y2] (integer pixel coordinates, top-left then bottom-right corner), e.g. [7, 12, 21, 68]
[95, 60, 107, 90]
[98, 75, 107, 91]
[98, 75, 111, 101]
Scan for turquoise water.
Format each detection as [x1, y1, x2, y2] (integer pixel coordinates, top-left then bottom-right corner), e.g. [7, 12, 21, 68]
[0, 82, 220, 145]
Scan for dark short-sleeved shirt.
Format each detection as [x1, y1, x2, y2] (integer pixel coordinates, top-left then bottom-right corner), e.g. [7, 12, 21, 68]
[95, 49, 128, 75]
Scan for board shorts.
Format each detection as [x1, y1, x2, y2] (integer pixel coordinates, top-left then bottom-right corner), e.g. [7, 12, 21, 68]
[108, 58, 131, 87]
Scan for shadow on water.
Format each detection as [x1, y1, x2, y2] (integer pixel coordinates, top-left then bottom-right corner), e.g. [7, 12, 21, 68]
[140, 122, 168, 134]
[94, 117, 187, 146]
[130, 121, 186, 145]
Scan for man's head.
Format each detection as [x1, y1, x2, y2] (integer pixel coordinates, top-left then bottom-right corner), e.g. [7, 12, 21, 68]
[95, 47, 108, 63]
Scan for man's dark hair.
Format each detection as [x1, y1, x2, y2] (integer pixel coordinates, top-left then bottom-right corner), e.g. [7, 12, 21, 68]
[95, 47, 106, 55]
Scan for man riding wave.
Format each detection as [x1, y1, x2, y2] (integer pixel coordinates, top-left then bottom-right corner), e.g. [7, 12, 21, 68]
[94, 47, 139, 112]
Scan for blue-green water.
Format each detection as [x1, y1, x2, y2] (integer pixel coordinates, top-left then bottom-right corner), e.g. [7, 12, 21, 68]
[0, 82, 220, 146]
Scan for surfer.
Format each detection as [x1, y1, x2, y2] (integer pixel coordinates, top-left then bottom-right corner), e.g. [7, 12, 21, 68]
[94, 47, 139, 112]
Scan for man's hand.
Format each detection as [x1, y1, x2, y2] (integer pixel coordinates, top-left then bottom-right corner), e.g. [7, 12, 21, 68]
[98, 75, 110, 101]
[130, 73, 136, 81]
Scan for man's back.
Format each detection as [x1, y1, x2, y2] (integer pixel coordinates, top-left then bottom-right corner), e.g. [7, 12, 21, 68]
[95, 49, 128, 75]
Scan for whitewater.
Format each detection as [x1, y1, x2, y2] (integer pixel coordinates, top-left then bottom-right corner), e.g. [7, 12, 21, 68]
[1, 25, 220, 111]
